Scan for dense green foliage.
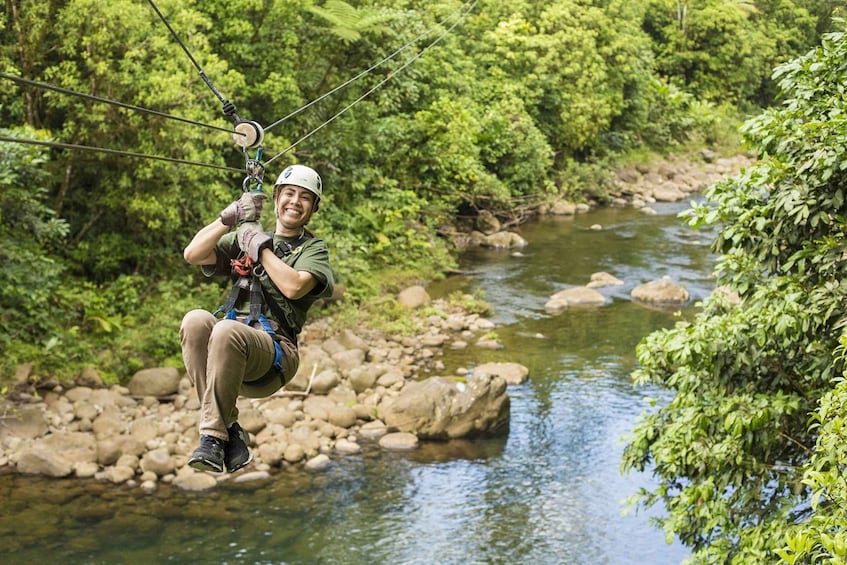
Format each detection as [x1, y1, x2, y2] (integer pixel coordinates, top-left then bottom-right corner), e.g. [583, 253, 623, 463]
[0, 0, 836, 386]
[622, 21, 847, 563]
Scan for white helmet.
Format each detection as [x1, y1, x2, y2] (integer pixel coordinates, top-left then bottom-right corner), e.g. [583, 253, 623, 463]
[274, 165, 322, 200]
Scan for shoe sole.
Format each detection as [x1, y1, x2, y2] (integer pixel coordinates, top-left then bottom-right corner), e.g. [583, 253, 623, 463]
[188, 456, 224, 473]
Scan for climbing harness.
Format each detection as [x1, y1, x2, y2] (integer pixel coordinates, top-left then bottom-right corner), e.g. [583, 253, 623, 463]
[213, 257, 283, 374]
[212, 229, 310, 375]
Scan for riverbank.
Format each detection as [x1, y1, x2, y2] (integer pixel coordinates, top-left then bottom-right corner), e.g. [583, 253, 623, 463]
[0, 293, 519, 491]
[0, 151, 753, 491]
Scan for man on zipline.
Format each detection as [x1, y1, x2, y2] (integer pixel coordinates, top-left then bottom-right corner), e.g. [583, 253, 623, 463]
[180, 164, 334, 473]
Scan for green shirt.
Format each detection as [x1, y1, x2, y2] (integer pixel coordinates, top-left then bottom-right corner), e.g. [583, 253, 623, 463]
[202, 231, 334, 336]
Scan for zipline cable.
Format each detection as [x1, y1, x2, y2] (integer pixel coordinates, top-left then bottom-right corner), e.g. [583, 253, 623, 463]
[145, 0, 236, 115]
[0, 135, 243, 174]
[264, 0, 476, 133]
[0, 72, 240, 136]
[3, 1, 475, 176]
[264, 0, 477, 167]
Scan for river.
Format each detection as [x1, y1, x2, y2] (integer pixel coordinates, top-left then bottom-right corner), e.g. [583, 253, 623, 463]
[1, 200, 711, 564]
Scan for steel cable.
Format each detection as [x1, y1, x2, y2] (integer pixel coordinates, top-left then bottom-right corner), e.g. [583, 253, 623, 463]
[264, 0, 477, 166]
[264, 0, 477, 133]
[0, 135, 243, 173]
[0, 72, 238, 136]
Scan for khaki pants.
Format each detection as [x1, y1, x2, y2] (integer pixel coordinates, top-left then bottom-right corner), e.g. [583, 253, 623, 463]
[179, 309, 299, 440]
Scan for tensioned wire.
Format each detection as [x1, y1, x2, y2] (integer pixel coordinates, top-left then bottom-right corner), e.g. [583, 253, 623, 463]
[0, 135, 243, 173]
[263, 0, 478, 167]
[0, 72, 238, 136]
[263, 0, 478, 133]
[1, 0, 477, 173]
[0, 71, 243, 174]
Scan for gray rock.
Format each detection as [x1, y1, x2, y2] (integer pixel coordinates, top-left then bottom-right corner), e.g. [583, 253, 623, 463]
[332, 349, 365, 378]
[348, 366, 380, 392]
[92, 414, 125, 439]
[76, 366, 105, 388]
[173, 470, 218, 491]
[310, 369, 341, 394]
[652, 185, 686, 202]
[233, 470, 271, 483]
[327, 405, 357, 429]
[379, 374, 509, 439]
[102, 465, 135, 484]
[545, 287, 605, 312]
[16, 449, 73, 477]
[375, 368, 405, 388]
[334, 439, 361, 454]
[359, 420, 389, 440]
[379, 432, 419, 450]
[631, 278, 690, 305]
[336, 329, 369, 353]
[303, 395, 334, 421]
[140, 447, 176, 476]
[482, 231, 527, 249]
[550, 201, 577, 215]
[472, 362, 529, 386]
[239, 408, 266, 435]
[304, 454, 332, 471]
[15, 431, 98, 477]
[283, 444, 305, 463]
[257, 442, 285, 466]
[475, 210, 501, 235]
[586, 272, 624, 289]
[0, 405, 48, 441]
[129, 417, 159, 444]
[127, 367, 181, 397]
[397, 285, 431, 309]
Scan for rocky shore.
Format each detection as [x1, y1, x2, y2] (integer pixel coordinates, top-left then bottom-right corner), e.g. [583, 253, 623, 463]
[0, 152, 752, 491]
[0, 293, 529, 491]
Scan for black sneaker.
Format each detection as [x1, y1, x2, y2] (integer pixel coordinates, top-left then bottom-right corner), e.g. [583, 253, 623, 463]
[225, 422, 253, 473]
[188, 435, 226, 473]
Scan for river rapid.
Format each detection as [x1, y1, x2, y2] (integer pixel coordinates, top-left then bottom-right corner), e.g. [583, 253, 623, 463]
[1, 199, 710, 564]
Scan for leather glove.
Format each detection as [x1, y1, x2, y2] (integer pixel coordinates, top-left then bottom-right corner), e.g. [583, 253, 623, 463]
[219, 190, 266, 227]
[237, 221, 273, 263]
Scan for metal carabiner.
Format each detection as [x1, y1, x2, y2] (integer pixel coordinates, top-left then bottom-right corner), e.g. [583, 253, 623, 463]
[242, 148, 265, 192]
[242, 175, 263, 192]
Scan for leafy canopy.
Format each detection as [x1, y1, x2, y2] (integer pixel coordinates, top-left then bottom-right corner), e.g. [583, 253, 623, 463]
[623, 20, 847, 563]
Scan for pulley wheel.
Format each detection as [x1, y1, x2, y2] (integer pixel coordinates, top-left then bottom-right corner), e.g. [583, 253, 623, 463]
[233, 120, 264, 149]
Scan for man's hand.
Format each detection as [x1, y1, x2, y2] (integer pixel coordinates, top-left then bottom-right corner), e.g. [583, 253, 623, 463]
[219, 191, 267, 227]
[237, 222, 273, 263]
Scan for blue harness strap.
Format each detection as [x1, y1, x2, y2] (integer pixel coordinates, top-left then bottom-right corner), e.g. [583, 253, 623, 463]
[214, 271, 283, 373]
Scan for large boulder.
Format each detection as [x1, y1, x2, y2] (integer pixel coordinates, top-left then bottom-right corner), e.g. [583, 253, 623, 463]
[482, 231, 527, 249]
[0, 404, 48, 441]
[475, 210, 501, 235]
[379, 374, 509, 439]
[127, 367, 181, 397]
[631, 278, 690, 305]
[397, 285, 431, 309]
[586, 272, 624, 289]
[545, 287, 605, 313]
[14, 431, 98, 477]
[472, 362, 529, 385]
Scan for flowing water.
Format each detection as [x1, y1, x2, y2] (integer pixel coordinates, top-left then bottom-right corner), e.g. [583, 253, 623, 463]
[1, 200, 714, 564]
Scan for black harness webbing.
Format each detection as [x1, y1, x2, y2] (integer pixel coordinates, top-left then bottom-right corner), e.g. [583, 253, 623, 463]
[212, 231, 310, 374]
[213, 272, 284, 373]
